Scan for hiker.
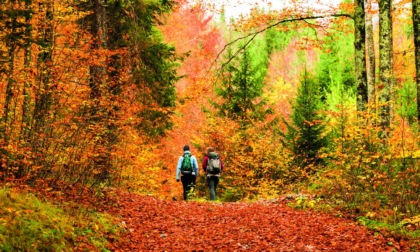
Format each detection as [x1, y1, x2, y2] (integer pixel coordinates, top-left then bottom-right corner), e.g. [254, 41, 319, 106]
[202, 147, 224, 201]
[176, 145, 199, 201]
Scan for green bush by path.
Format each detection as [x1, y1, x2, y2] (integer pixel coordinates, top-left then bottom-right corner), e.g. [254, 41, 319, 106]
[0, 188, 120, 251]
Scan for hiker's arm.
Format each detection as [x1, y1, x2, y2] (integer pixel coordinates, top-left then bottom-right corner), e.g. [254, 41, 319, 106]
[176, 157, 182, 180]
[193, 156, 199, 176]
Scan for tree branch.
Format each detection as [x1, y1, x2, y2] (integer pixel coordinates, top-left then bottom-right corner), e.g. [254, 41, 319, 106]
[208, 13, 353, 78]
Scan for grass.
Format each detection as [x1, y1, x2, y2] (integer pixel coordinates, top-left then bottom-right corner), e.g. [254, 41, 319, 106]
[0, 187, 120, 251]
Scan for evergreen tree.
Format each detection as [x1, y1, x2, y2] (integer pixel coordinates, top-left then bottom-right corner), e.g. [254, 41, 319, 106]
[283, 71, 327, 171]
[215, 36, 271, 125]
[315, 25, 355, 107]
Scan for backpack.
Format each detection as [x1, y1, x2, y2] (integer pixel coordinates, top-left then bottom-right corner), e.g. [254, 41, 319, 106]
[180, 153, 193, 175]
[206, 152, 221, 175]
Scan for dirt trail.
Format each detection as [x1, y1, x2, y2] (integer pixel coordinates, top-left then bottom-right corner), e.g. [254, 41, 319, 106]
[107, 192, 410, 251]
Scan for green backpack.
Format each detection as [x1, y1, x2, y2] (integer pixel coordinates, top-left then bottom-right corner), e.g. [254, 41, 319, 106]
[180, 153, 193, 175]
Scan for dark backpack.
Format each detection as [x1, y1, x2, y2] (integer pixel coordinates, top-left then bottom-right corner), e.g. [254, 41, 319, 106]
[206, 152, 221, 175]
[180, 153, 193, 175]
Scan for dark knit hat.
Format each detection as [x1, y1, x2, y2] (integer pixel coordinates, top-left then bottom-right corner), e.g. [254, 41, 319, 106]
[183, 145, 190, 151]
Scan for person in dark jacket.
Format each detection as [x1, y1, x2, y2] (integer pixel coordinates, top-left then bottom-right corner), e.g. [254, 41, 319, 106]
[176, 145, 198, 200]
[202, 147, 224, 201]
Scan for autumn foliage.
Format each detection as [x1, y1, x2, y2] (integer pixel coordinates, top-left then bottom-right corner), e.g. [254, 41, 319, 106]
[1, 0, 420, 250]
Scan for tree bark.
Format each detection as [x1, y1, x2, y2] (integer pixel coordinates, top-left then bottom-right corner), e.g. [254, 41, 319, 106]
[354, 0, 368, 112]
[413, 0, 420, 126]
[378, 0, 393, 136]
[365, 0, 376, 104]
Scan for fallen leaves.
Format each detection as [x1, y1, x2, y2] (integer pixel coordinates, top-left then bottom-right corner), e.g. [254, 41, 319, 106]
[106, 192, 410, 251]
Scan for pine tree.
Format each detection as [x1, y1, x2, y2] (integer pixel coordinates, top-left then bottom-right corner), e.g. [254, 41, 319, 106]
[284, 71, 327, 172]
[215, 38, 270, 125]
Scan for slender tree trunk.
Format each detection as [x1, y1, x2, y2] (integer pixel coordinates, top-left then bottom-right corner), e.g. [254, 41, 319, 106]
[16, 0, 34, 179]
[89, 0, 112, 184]
[90, 0, 107, 103]
[378, 0, 393, 136]
[366, 0, 376, 104]
[0, 2, 17, 179]
[28, 0, 55, 179]
[32, 0, 54, 135]
[1, 2, 18, 143]
[22, 0, 33, 140]
[354, 0, 368, 112]
[413, 0, 420, 126]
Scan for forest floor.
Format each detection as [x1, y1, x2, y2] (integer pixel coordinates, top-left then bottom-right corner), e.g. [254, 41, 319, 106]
[105, 191, 416, 251]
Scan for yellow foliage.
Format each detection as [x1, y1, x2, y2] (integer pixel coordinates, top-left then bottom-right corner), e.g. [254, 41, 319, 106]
[400, 215, 420, 227]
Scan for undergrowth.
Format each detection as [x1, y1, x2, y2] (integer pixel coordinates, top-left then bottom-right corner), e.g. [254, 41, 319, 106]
[285, 182, 420, 250]
[0, 187, 121, 251]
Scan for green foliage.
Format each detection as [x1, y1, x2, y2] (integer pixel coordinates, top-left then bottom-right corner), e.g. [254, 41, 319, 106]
[220, 187, 246, 202]
[283, 71, 327, 171]
[396, 81, 417, 124]
[357, 216, 420, 241]
[315, 24, 355, 104]
[215, 32, 272, 125]
[126, 2, 179, 137]
[0, 188, 120, 251]
[264, 23, 295, 54]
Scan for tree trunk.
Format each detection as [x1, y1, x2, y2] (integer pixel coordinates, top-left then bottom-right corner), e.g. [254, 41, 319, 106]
[366, 0, 376, 104]
[1, 3, 18, 143]
[0, 1, 17, 179]
[22, 0, 33, 140]
[378, 0, 393, 136]
[89, 0, 112, 184]
[90, 0, 107, 103]
[32, 0, 54, 135]
[16, 0, 34, 179]
[413, 0, 420, 126]
[354, 0, 368, 112]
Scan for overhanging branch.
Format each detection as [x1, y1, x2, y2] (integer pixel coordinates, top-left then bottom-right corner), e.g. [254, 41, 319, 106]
[209, 13, 353, 78]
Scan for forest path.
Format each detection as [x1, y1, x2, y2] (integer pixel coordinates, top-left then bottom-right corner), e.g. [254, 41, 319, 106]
[107, 191, 409, 251]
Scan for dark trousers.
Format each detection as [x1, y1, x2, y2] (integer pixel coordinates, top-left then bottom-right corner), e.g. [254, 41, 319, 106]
[181, 175, 196, 201]
[207, 176, 219, 201]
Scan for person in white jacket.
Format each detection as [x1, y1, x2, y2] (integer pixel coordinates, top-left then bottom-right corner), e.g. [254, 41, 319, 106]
[175, 145, 198, 200]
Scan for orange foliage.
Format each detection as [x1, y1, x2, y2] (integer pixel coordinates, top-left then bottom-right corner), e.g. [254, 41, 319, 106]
[392, 4, 415, 85]
[154, 0, 223, 198]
